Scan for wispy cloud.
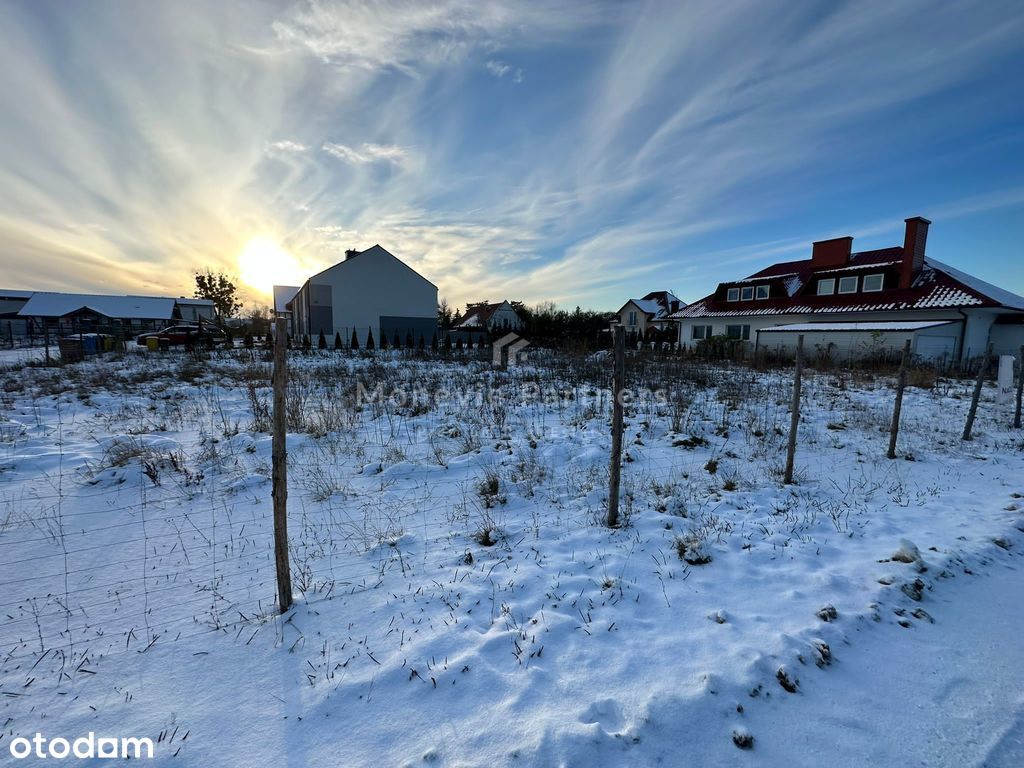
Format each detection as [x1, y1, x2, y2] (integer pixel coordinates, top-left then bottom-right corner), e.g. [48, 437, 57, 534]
[0, 0, 1021, 307]
[266, 139, 309, 154]
[321, 142, 409, 165]
[485, 59, 522, 82]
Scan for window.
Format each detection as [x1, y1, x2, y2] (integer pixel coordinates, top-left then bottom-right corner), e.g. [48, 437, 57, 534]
[692, 325, 712, 340]
[740, 286, 754, 301]
[838, 276, 858, 294]
[817, 278, 835, 295]
[862, 273, 884, 292]
[755, 285, 770, 300]
[628, 310, 637, 326]
[726, 324, 751, 341]
[726, 288, 740, 302]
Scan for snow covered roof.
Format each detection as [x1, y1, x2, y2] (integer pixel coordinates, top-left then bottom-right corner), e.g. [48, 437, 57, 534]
[619, 291, 684, 320]
[273, 285, 300, 313]
[758, 321, 955, 333]
[673, 253, 1022, 320]
[18, 292, 177, 319]
[458, 300, 520, 328]
[926, 259, 1024, 311]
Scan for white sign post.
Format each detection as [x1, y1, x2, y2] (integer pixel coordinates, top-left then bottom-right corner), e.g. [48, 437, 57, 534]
[997, 355, 1014, 405]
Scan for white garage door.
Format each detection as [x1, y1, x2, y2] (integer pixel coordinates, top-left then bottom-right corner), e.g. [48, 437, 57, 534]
[915, 335, 957, 361]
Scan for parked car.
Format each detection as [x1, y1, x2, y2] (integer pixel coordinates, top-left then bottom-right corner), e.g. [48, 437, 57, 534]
[136, 324, 227, 348]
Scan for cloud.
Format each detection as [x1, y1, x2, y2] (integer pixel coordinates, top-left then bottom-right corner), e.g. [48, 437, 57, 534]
[485, 59, 522, 82]
[266, 139, 309, 154]
[321, 142, 408, 165]
[0, 0, 1022, 309]
[272, 0, 604, 73]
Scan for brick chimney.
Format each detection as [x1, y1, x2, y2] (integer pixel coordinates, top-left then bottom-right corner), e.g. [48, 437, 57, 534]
[900, 217, 930, 289]
[344, 248, 360, 261]
[811, 236, 853, 268]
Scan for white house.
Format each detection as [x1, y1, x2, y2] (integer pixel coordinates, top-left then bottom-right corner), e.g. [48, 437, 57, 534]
[670, 216, 1024, 364]
[282, 245, 437, 347]
[613, 291, 684, 340]
[456, 300, 524, 333]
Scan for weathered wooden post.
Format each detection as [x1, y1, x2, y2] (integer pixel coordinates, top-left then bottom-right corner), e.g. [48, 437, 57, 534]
[272, 317, 293, 613]
[887, 339, 912, 459]
[607, 325, 625, 528]
[962, 345, 991, 441]
[783, 335, 804, 484]
[1015, 345, 1024, 429]
[44, 322, 51, 366]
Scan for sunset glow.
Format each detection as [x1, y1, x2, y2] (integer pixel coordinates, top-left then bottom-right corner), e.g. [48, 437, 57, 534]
[238, 237, 302, 297]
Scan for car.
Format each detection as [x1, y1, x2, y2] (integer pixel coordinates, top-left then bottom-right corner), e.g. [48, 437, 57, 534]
[136, 324, 227, 348]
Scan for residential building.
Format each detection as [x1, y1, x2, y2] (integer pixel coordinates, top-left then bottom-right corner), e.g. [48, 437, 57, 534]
[613, 291, 684, 340]
[282, 245, 437, 347]
[455, 300, 524, 334]
[13, 292, 215, 338]
[670, 217, 1024, 363]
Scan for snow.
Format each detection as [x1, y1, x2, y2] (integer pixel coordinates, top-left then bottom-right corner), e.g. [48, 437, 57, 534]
[814, 260, 902, 274]
[928, 258, 1024, 311]
[17, 293, 177, 320]
[758, 321, 955, 332]
[0, 349, 1022, 765]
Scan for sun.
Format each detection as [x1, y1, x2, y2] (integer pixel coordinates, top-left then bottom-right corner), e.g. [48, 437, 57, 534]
[238, 237, 301, 296]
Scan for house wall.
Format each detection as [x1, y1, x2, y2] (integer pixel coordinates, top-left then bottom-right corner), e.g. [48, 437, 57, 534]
[990, 322, 1024, 356]
[293, 247, 437, 346]
[960, 309, 998, 360]
[678, 309, 972, 357]
[616, 302, 649, 336]
[487, 305, 522, 331]
[755, 326, 960, 363]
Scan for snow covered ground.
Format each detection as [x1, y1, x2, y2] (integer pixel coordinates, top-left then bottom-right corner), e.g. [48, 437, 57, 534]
[0, 348, 1021, 766]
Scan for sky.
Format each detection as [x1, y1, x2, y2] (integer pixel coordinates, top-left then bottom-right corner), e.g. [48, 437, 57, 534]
[0, 0, 1022, 312]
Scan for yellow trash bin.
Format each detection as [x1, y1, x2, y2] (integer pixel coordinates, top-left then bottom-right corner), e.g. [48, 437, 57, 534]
[146, 337, 159, 351]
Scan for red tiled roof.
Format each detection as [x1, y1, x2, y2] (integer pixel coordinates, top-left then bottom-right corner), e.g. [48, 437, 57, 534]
[458, 301, 517, 328]
[673, 251, 1017, 319]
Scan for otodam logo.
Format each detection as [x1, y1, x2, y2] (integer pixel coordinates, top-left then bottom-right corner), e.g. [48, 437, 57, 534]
[492, 332, 530, 367]
[8, 733, 154, 760]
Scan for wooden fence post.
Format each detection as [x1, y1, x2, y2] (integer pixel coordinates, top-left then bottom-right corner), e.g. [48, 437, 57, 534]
[887, 339, 912, 459]
[783, 335, 804, 484]
[962, 345, 991, 441]
[607, 326, 625, 528]
[272, 317, 293, 613]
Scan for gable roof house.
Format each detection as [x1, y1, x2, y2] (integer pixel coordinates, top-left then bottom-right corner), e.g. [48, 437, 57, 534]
[613, 291, 684, 339]
[15, 292, 215, 336]
[670, 216, 1024, 364]
[455, 300, 524, 333]
[280, 245, 437, 348]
